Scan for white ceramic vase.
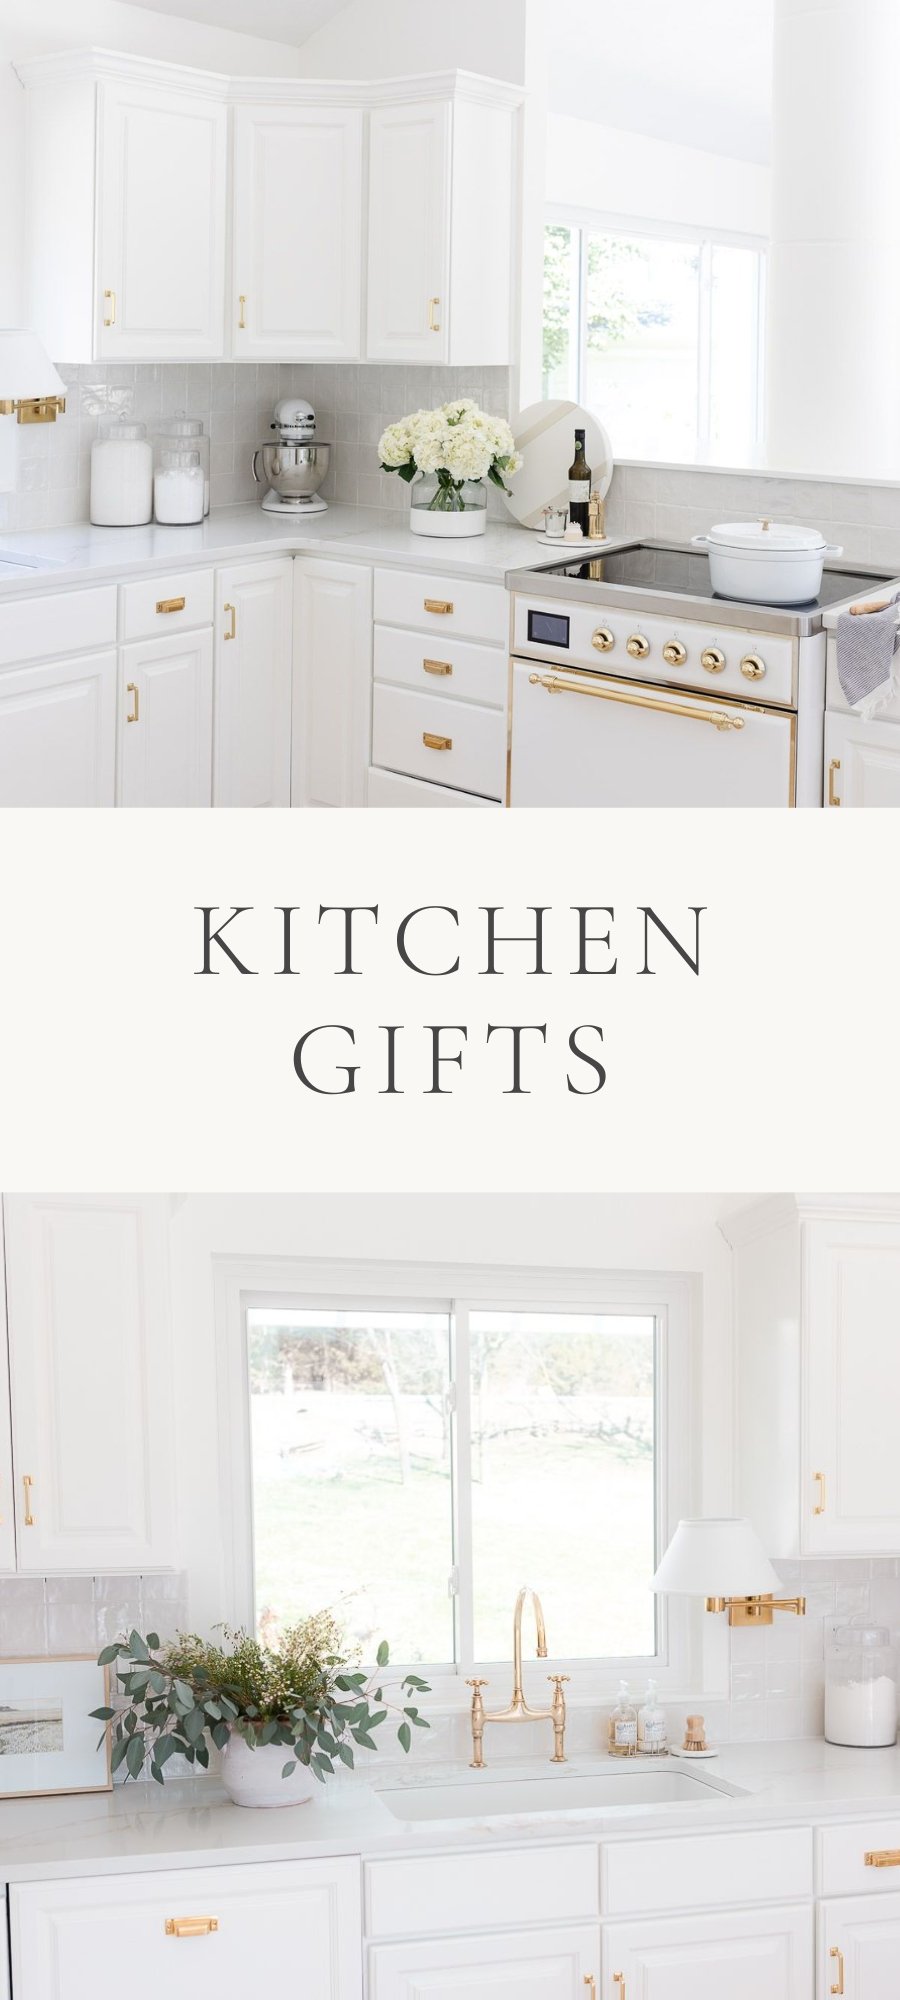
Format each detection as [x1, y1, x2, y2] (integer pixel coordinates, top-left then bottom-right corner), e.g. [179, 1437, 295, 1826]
[409, 474, 487, 538]
[221, 1732, 316, 1809]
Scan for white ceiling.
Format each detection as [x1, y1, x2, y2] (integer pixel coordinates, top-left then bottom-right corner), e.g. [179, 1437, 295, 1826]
[125, 0, 349, 46]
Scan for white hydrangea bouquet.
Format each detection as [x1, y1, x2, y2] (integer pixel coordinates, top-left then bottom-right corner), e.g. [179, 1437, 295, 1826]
[379, 399, 522, 538]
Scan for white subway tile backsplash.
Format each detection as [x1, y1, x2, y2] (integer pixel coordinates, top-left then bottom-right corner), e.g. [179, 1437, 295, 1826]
[606, 462, 900, 576]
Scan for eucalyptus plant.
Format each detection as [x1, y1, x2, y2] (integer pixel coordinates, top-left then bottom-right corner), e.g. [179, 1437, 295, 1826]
[92, 1612, 430, 1787]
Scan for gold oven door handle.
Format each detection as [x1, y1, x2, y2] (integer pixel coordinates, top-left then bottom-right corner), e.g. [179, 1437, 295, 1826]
[828, 757, 842, 806]
[830, 1945, 845, 1995]
[527, 672, 747, 734]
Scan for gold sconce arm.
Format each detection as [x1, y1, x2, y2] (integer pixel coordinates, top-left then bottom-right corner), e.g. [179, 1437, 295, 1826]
[0, 396, 66, 425]
[705, 1593, 806, 1628]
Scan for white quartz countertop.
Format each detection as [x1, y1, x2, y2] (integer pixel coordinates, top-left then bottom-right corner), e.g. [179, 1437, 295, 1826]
[0, 504, 572, 598]
[2, 1742, 900, 1884]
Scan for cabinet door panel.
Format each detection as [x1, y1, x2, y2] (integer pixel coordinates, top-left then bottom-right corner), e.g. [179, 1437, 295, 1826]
[0, 1207, 16, 1575]
[826, 710, 900, 807]
[0, 651, 116, 805]
[821, 1894, 900, 2000]
[804, 1220, 900, 1552]
[293, 559, 372, 807]
[369, 1924, 599, 2000]
[3, 1196, 176, 1571]
[233, 106, 362, 358]
[604, 1906, 813, 2000]
[119, 630, 213, 807]
[366, 102, 449, 362]
[214, 559, 292, 807]
[97, 81, 227, 358]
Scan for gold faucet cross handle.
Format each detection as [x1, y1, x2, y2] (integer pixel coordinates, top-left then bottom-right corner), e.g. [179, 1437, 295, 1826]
[466, 1678, 489, 1690]
[548, 1674, 571, 1688]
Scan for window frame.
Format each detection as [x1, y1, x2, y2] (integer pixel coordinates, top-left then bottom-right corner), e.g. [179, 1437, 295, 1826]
[545, 204, 768, 466]
[213, 1255, 704, 1707]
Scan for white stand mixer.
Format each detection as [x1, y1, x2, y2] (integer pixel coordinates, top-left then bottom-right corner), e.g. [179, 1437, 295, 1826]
[252, 397, 331, 515]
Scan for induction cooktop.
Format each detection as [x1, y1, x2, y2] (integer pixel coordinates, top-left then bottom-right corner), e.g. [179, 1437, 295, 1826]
[536, 541, 885, 612]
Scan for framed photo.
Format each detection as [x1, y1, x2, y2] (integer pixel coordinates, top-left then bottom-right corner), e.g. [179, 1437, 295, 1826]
[0, 1656, 112, 1800]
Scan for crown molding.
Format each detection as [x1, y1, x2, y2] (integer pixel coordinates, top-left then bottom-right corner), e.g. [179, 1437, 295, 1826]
[717, 1192, 900, 1250]
[14, 48, 524, 113]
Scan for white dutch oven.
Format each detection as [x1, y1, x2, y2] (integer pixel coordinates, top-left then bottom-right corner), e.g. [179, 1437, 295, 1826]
[692, 519, 844, 606]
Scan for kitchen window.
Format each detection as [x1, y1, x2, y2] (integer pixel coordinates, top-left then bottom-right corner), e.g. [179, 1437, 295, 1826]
[544, 216, 766, 467]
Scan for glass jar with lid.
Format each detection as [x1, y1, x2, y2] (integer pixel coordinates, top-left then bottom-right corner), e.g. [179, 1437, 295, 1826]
[825, 1620, 898, 1746]
[153, 448, 205, 526]
[154, 416, 210, 515]
[90, 419, 153, 527]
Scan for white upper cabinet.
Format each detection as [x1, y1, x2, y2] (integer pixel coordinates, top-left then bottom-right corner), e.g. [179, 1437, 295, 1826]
[232, 105, 363, 360]
[96, 80, 228, 359]
[2, 1195, 177, 1572]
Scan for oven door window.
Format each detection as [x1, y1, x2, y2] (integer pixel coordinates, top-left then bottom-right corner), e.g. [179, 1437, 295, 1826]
[528, 609, 570, 650]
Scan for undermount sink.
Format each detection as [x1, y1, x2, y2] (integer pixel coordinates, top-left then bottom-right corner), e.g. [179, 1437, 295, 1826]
[377, 1763, 742, 1822]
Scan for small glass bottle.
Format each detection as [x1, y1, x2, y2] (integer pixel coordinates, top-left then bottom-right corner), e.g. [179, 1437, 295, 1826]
[608, 1680, 638, 1757]
[637, 1678, 668, 1756]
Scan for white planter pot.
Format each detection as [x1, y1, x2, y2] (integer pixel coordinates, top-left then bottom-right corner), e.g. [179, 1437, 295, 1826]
[221, 1733, 316, 1809]
[693, 521, 843, 607]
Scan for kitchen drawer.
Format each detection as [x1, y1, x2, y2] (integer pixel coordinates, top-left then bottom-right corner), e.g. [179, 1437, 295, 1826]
[602, 1827, 813, 1917]
[0, 586, 117, 669]
[374, 567, 508, 646]
[367, 766, 501, 807]
[819, 1820, 900, 1896]
[374, 625, 507, 707]
[372, 683, 506, 800]
[364, 1844, 599, 1940]
[120, 570, 215, 642]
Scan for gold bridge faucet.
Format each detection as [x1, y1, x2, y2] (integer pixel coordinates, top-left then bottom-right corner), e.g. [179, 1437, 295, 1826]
[466, 1586, 569, 1768]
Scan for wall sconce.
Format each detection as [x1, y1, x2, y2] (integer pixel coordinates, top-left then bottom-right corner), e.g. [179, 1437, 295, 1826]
[652, 1517, 806, 1629]
[0, 328, 67, 425]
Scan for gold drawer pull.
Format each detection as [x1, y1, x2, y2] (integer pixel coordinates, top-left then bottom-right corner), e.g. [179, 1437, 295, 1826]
[828, 757, 842, 807]
[103, 289, 116, 327]
[224, 602, 237, 642]
[814, 1471, 827, 1515]
[865, 1849, 900, 1867]
[238, 294, 247, 330]
[156, 596, 186, 616]
[830, 1946, 844, 1995]
[423, 732, 452, 751]
[424, 659, 453, 676]
[22, 1475, 34, 1526]
[126, 682, 140, 725]
[165, 1917, 219, 1938]
[583, 1979, 597, 1999]
[424, 598, 453, 615]
[528, 672, 746, 733]
[428, 296, 441, 333]
[613, 1978, 626, 2000]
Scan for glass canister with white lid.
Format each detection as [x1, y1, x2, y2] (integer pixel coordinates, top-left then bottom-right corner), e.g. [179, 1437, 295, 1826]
[825, 1620, 898, 1746]
[154, 448, 205, 526]
[154, 417, 210, 514]
[90, 419, 153, 526]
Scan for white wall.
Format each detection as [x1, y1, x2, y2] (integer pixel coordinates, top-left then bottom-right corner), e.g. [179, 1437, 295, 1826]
[547, 113, 771, 239]
[294, 0, 528, 81]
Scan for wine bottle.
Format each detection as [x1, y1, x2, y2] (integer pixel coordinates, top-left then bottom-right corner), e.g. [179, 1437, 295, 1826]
[567, 428, 590, 534]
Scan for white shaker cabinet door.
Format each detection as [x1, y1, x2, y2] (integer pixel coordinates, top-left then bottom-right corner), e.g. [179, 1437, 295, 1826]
[96, 81, 227, 359]
[292, 559, 372, 807]
[2, 1195, 176, 1572]
[233, 105, 363, 359]
[118, 630, 213, 806]
[803, 1220, 900, 1553]
[369, 1925, 599, 2000]
[366, 101, 450, 362]
[214, 559, 293, 807]
[603, 1906, 813, 2000]
[0, 651, 116, 806]
[821, 1894, 900, 2000]
[826, 710, 900, 807]
[0, 1208, 16, 1575]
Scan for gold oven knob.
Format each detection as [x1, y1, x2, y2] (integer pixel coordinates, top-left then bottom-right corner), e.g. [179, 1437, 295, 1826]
[662, 640, 688, 668]
[626, 633, 650, 660]
[740, 653, 766, 680]
[701, 647, 727, 674]
[592, 627, 615, 653]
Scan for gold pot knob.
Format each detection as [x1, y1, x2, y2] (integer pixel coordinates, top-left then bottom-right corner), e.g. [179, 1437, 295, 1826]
[592, 626, 615, 653]
[662, 639, 688, 668]
[701, 646, 727, 674]
[740, 653, 766, 680]
[626, 633, 650, 660]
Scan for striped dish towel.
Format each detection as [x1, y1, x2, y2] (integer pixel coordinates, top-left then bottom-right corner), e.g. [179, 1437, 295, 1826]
[836, 591, 900, 717]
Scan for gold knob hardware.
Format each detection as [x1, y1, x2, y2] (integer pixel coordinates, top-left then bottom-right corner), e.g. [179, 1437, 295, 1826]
[830, 1945, 845, 1995]
[238, 295, 247, 330]
[156, 596, 186, 616]
[592, 627, 615, 653]
[828, 758, 842, 807]
[165, 1917, 219, 1938]
[428, 296, 441, 333]
[103, 289, 116, 327]
[424, 598, 453, 615]
[741, 653, 766, 680]
[22, 1476, 34, 1526]
[423, 659, 452, 676]
[814, 1471, 827, 1515]
[423, 732, 452, 751]
[865, 1849, 900, 1867]
[701, 647, 727, 674]
[224, 602, 237, 642]
[126, 682, 140, 725]
[662, 640, 688, 668]
[626, 633, 650, 660]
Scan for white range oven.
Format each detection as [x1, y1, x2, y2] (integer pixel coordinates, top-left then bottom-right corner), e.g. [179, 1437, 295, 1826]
[506, 541, 899, 806]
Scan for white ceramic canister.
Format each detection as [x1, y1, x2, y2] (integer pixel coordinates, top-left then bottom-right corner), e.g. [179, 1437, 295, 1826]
[154, 448, 205, 525]
[156, 416, 210, 515]
[90, 419, 153, 527]
[221, 1732, 317, 1808]
[825, 1620, 898, 1747]
[692, 520, 844, 607]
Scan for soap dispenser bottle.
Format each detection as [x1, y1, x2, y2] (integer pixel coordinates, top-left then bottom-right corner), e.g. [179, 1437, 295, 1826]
[637, 1678, 668, 1756]
[608, 1680, 638, 1757]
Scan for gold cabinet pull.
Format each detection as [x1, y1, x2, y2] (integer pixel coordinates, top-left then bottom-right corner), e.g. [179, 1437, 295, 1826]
[22, 1475, 34, 1526]
[814, 1471, 827, 1515]
[423, 732, 452, 751]
[865, 1849, 900, 1867]
[428, 296, 441, 332]
[424, 598, 453, 615]
[613, 1978, 626, 2000]
[126, 681, 140, 725]
[830, 1945, 845, 1995]
[527, 672, 746, 734]
[156, 596, 185, 616]
[238, 294, 247, 330]
[165, 1917, 219, 1938]
[828, 757, 842, 806]
[224, 602, 237, 641]
[583, 1979, 597, 1999]
[103, 289, 116, 327]
[423, 659, 453, 676]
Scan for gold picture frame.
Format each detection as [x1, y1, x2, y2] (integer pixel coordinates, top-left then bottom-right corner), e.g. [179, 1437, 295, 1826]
[0, 1654, 112, 1800]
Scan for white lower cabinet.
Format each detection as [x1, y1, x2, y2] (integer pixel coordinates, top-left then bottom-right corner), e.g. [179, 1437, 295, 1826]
[0, 651, 117, 804]
[821, 1894, 900, 1999]
[368, 1924, 599, 2000]
[292, 558, 372, 806]
[0, 1205, 16, 1576]
[603, 1905, 814, 2000]
[118, 630, 213, 805]
[826, 711, 900, 806]
[214, 559, 293, 806]
[9, 1858, 362, 2000]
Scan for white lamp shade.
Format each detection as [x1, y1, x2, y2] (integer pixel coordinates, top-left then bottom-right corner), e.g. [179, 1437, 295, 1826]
[0, 329, 66, 401]
[652, 1518, 781, 1598]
